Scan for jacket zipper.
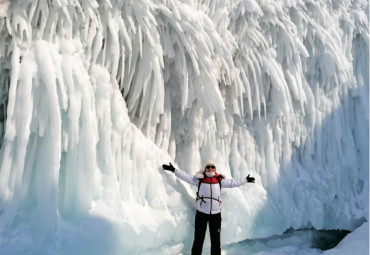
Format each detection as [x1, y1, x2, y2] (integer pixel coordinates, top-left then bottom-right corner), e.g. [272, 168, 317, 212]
[210, 182, 213, 214]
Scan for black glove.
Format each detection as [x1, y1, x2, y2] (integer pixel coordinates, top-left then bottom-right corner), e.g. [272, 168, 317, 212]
[162, 162, 175, 172]
[246, 174, 255, 183]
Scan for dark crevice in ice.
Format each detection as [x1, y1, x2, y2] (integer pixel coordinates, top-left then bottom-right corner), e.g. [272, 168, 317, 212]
[220, 228, 351, 254]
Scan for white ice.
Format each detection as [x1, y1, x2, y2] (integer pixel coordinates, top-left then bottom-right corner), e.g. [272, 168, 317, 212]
[0, 0, 368, 254]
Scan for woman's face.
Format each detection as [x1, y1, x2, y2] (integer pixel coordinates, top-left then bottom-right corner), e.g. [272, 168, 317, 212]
[205, 164, 216, 172]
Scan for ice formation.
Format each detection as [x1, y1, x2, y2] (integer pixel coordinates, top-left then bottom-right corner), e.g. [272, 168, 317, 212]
[0, 0, 368, 254]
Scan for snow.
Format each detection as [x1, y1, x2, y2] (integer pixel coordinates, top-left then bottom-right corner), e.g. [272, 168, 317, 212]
[220, 221, 369, 255]
[323, 221, 369, 255]
[0, 0, 368, 254]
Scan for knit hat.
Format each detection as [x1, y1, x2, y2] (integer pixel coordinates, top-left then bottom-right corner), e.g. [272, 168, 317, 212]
[204, 160, 215, 168]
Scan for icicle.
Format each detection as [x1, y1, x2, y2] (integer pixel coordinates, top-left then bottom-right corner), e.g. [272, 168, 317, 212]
[0, 0, 368, 253]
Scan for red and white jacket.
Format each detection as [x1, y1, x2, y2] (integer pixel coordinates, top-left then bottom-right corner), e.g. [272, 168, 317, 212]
[175, 169, 247, 214]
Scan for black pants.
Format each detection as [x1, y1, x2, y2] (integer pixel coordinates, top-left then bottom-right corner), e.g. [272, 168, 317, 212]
[191, 211, 222, 255]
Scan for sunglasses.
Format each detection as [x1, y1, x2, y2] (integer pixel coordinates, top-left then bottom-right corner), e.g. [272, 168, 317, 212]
[206, 165, 216, 169]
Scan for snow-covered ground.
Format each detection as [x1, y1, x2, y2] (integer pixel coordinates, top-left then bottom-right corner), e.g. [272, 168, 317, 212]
[139, 221, 368, 255]
[220, 221, 368, 255]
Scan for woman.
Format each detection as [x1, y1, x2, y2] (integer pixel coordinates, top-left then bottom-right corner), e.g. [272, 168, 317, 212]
[162, 160, 255, 255]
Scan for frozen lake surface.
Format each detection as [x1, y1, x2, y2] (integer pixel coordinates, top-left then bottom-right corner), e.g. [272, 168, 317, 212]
[152, 222, 368, 255]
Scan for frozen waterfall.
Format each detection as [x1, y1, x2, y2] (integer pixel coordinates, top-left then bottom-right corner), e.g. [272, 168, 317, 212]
[0, 0, 368, 254]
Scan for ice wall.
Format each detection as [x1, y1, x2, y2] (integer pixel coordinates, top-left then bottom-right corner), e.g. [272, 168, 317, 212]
[0, 0, 368, 254]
